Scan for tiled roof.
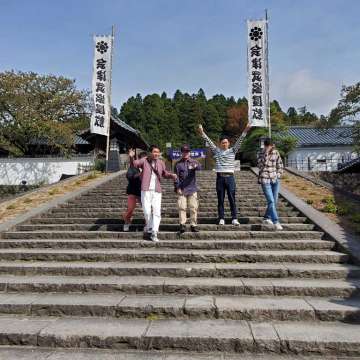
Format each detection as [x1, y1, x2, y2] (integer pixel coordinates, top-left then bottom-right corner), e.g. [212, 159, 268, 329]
[29, 135, 90, 146]
[111, 115, 139, 135]
[284, 126, 353, 147]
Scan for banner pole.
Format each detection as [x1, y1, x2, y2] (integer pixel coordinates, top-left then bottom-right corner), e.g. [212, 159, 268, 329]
[105, 25, 115, 173]
[265, 9, 271, 138]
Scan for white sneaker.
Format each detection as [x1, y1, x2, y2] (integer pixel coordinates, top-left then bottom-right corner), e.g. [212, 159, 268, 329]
[232, 219, 240, 226]
[151, 232, 159, 242]
[274, 223, 283, 231]
[262, 219, 273, 225]
[219, 219, 225, 225]
[123, 224, 130, 232]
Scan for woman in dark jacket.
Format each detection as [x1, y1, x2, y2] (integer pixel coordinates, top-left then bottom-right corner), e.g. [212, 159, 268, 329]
[123, 152, 147, 231]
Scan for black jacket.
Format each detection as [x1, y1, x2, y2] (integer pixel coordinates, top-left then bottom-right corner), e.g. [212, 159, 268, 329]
[126, 167, 141, 197]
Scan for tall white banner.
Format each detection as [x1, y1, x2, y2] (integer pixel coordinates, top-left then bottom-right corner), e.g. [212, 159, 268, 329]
[247, 20, 268, 128]
[90, 35, 113, 136]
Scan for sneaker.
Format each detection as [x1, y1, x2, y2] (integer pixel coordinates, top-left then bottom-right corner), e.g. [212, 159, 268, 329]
[150, 232, 159, 242]
[191, 225, 199, 233]
[274, 223, 283, 231]
[179, 224, 186, 234]
[123, 224, 130, 232]
[218, 219, 225, 225]
[262, 219, 273, 225]
[142, 231, 151, 240]
[231, 219, 240, 226]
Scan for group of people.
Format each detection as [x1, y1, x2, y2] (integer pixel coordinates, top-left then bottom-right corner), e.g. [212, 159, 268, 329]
[124, 124, 284, 242]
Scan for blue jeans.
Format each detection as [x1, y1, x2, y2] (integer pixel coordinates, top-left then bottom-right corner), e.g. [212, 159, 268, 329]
[216, 174, 237, 220]
[261, 180, 280, 224]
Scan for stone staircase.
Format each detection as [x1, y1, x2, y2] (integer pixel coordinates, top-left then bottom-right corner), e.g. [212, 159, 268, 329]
[0, 170, 359, 359]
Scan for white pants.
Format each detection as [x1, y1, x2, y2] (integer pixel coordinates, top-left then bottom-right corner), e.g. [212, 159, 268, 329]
[141, 190, 162, 234]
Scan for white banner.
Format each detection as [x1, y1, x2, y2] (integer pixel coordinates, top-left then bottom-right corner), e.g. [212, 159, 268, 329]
[90, 35, 113, 136]
[247, 20, 268, 127]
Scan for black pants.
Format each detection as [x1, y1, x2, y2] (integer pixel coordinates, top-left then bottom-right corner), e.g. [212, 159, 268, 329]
[216, 174, 237, 220]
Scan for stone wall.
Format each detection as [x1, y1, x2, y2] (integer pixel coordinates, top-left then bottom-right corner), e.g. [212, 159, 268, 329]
[315, 172, 360, 195]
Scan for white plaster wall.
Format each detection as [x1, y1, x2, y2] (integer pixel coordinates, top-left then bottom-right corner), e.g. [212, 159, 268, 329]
[0, 157, 94, 185]
[287, 146, 357, 171]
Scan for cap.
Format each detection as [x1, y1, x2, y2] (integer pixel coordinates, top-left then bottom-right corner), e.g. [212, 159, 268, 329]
[181, 144, 190, 152]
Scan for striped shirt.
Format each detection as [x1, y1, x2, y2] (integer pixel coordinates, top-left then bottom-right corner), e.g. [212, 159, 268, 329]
[201, 132, 247, 173]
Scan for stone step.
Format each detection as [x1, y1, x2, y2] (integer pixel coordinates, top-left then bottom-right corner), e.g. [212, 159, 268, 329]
[29, 216, 309, 225]
[0, 292, 359, 323]
[58, 205, 292, 212]
[1, 230, 324, 240]
[0, 239, 333, 251]
[80, 193, 266, 199]
[15, 223, 315, 232]
[0, 275, 358, 296]
[1, 347, 358, 360]
[65, 199, 284, 206]
[0, 248, 346, 263]
[40, 210, 302, 218]
[0, 316, 360, 355]
[76, 191, 269, 197]
[81, 191, 264, 199]
[82, 185, 263, 190]
[54, 205, 295, 212]
[0, 261, 358, 279]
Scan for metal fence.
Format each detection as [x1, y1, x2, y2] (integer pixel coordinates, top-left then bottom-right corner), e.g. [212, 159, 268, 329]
[285, 158, 349, 172]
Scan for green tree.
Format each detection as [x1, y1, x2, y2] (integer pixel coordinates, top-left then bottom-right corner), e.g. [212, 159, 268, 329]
[120, 93, 146, 133]
[328, 82, 360, 152]
[0, 71, 89, 156]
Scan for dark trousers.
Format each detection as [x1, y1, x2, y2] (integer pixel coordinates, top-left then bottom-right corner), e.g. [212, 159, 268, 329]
[216, 174, 237, 220]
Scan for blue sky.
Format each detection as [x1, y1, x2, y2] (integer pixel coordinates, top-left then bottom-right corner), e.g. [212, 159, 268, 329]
[0, 0, 359, 116]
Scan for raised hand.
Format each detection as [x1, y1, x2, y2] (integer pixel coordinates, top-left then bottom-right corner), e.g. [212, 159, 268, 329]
[128, 148, 135, 158]
[243, 123, 252, 134]
[197, 124, 204, 136]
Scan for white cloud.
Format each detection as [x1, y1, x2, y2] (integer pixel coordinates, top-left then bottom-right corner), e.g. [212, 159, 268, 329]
[273, 69, 340, 116]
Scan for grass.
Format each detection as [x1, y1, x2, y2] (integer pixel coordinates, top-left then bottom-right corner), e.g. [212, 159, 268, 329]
[282, 170, 360, 238]
[146, 313, 159, 321]
[48, 188, 60, 196]
[0, 171, 104, 223]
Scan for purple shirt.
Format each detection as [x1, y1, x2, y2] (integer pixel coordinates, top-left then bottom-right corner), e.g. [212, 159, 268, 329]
[175, 158, 201, 196]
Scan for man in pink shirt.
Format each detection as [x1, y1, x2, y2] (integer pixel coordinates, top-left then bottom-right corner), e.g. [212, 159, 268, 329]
[129, 145, 177, 242]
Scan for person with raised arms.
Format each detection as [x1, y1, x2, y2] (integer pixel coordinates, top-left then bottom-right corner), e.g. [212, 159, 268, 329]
[197, 124, 251, 225]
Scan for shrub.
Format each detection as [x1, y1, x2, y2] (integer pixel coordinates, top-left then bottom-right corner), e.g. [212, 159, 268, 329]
[6, 204, 16, 210]
[321, 196, 335, 204]
[351, 213, 360, 224]
[23, 198, 32, 204]
[336, 204, 351, 216]
[94, 159, 106, 172]
[322, 202, 337, 214]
